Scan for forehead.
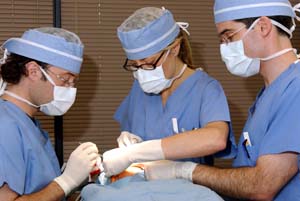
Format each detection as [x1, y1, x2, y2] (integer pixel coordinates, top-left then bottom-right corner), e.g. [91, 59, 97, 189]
[129, 51, 161, 62]
[216, 20, 245, 35]
[49, 65, 77, 76]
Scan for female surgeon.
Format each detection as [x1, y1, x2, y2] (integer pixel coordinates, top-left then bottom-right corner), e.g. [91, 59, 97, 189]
[102, 7, 237, 177]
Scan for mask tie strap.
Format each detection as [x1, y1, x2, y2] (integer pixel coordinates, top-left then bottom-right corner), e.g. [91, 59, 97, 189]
[241, 18, 260, 39]
[4, 91, 39, 108]
[161, 6, 190, 36]
[0, 48, 9, 65]
[260, 48, 294, 61]
[293, 3, 300, 22]
[177, 22, 190, 36]
[0, 78, 7, 96]
[270, 19, 294, 39]
[39, 66, 57, 86]
[0, 48, 9, 96]
[292, 49, 300, 59]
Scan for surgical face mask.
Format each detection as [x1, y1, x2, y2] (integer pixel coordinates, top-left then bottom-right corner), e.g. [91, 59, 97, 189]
[4, 67, 77, 116]
[133, 50, 186, 94]
[38, 67, 77, 116]
[220, 18, 296, 77]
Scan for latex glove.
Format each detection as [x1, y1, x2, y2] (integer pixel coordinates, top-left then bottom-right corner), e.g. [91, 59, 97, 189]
[103, 139, 164, 177]
[144, 160, 197, 182]
[117, 131, 143, 147]
[54, 142, 99, 195]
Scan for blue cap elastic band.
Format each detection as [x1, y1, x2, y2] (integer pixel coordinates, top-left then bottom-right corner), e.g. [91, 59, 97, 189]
[214, 0, 295, 24]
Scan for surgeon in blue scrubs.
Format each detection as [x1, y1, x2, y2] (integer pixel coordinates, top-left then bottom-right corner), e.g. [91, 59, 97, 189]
[102, 7, 237, 177]
[0, 27, 99, 200]
[144, 0, 300, 200]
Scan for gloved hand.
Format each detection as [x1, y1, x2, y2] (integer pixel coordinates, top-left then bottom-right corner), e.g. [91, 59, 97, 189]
[54, 142, 99, 195]
[117, 131, 143, 147]
[144, 160, 197, 182]
[103, 139, 164, 177]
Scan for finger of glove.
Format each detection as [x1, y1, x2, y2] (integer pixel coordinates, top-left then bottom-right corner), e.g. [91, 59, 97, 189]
[117, 131, 130, 147]
[81, 144, 99, 156]
[130, 135, 143, 144]
[72, 142, 97, 155]
[117, 134, 123, 146]
[79, 152, 99, 168]
[122, 133, 142, 147]
[82, 143, 98, 153]
[123, 134, 133, 147]
[68, 152, 96, 170]
[89, 153, 100, 164]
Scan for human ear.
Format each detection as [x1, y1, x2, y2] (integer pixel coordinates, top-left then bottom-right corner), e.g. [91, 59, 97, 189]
[171, 41, 181, 56]
[25, 61, 41, 81]
[258, 16, 273, 38]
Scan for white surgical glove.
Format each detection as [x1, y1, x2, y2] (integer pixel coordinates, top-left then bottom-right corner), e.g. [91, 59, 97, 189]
[103, 139, 164, 177]
[117, 131, 143, 147]
[54, 142, 99, 195]
[144, 160, 197, 182]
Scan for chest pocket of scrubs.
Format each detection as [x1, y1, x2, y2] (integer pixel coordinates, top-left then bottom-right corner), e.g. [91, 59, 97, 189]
[244, 145, 258, 165]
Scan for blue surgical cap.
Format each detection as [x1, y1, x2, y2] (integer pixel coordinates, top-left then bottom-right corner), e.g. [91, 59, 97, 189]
[3, 29, 84, 74]
[214, 0, 296, 24]
[117, 7, 180, 60]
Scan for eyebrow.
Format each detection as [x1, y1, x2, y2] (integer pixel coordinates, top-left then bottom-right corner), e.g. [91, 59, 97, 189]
[218, 28, 234, 37]
[63, 72, 76, 77]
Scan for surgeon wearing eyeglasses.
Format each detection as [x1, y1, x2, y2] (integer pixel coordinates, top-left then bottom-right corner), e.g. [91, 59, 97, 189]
[143, 1, 300, 200]
[101, 7, 237, 178]
[0, 27, 99, 201]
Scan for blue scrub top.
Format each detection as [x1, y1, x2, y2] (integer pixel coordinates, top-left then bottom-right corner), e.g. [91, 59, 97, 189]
[233, 61, 300, 200]
[115, 69, 237, 163]
[0, 99, 61, 195]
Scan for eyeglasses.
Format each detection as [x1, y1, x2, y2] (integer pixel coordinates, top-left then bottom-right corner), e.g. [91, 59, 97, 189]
[220, 24, 246, 44]
[46, 69, 78, 87]
[123, 51, 166, 72]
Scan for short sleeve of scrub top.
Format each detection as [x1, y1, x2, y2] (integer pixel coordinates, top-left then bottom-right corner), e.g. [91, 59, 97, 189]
[199, 79, 230, 126]
[198, 79, 236, 159]
[259, 79, 300, 156]
[0, 121, 26, 194]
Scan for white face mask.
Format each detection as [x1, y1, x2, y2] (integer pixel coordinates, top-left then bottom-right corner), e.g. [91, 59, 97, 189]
[38, 67, 77, 116]
[133, 50, 186, 94]
[4, 67, 77, 116]
[220, 18, 296, 77]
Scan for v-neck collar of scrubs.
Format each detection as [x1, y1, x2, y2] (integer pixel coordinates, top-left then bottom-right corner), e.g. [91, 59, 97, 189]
[0, 99, 48, 144]
[159, 69, 202, 112]
[249, 61, 299, 117]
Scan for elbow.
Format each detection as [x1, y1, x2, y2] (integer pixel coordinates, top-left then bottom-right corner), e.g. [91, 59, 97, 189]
[206, 138, 227, 154]
[249, 184, 278, 201]
[218, 138, 227, 151]
[213, 135, 227, 152]
[210, 124, 228, 152]
[250, 192, 276, 201]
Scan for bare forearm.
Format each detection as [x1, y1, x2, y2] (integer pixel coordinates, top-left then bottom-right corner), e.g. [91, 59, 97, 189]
[192, 153, 298, 200]
[193, 165, 263, 199]
[15, 182, 64, 201]
[162, 122, 228, 159]
[192, 163, 294, 201]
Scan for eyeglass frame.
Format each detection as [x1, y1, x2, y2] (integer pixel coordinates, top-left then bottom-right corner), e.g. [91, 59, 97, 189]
[122, 50, 166, 72]
[45, 67, 78, 87]
[220, 24, 246, 44]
